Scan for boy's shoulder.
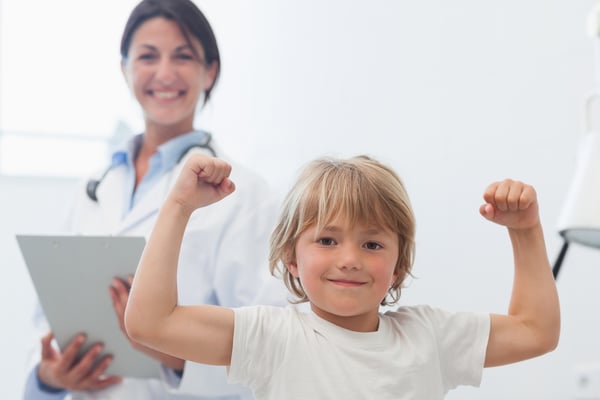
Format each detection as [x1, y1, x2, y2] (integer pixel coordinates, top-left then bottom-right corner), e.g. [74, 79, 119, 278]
[382, 304, 489, 333]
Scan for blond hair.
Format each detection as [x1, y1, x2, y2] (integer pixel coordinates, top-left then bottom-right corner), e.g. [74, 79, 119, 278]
[269, 155, 416, 306]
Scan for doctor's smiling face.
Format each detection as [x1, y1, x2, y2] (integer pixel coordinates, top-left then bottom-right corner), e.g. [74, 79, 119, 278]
[121, 17, 218, 137]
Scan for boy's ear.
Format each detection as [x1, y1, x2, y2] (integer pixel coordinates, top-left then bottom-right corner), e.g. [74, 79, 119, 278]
[286, 261, 299, 278]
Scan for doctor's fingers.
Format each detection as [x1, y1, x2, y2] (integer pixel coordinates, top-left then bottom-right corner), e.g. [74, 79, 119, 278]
[43, 333, 86, 368]
[61, 344, 110, 385]
[40, 332, 58, 360]
[53, 336, 98, 375]
[110, 278, 131, 301]
[69, 354, 121, 391]
[108, 281, 129, 333]
[38, 340, 103, 390]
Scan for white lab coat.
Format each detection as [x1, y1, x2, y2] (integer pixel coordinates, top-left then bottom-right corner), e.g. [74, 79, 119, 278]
[27, 144, 289, 400]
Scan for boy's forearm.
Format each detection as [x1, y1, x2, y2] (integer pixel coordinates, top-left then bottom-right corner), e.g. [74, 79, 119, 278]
[126, 199, 192, 346]
[507, 223, 560, 349]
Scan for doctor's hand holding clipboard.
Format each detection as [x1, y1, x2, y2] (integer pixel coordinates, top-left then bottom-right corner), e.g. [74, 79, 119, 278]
[20, 236, 167, 392]
[24, 1, 287, 399]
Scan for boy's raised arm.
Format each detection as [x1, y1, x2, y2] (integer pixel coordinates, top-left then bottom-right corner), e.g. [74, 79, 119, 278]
[480, 179, 560, 367]
[125, 154, 237, 366]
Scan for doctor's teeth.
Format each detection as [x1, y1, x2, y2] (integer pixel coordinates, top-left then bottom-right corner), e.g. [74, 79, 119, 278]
[154, 91, 178, 99]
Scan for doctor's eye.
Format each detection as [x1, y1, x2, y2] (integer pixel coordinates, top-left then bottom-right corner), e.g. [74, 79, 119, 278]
[138, 53, 158, 62]
[175, 53, 194, 61]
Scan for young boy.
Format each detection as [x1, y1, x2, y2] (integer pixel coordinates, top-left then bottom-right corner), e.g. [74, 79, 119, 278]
[125, 154, 560, 400]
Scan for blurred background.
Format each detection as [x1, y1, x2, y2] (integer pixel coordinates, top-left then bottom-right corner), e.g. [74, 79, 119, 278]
[2, 0, 600, 398]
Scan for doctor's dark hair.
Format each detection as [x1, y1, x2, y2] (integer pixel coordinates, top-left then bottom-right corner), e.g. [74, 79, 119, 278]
[120, 0, 221, 102]
[269, 155, 416, 306]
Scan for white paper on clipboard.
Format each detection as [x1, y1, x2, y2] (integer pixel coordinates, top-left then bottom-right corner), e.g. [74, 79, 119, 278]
[16, 234, 160, 379]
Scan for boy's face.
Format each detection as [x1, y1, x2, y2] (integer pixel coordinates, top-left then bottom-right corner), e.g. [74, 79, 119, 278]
[287, 216, 399, 332]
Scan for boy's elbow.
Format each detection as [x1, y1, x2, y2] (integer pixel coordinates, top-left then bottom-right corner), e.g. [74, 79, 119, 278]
[542, 328, 560, 354]
[545, 313, 561, 353]
[533, 323, 560, 357]
[124, 308, 149, 344]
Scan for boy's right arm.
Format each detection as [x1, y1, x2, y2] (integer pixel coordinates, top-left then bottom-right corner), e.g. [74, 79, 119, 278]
[125, 154, 237, 366]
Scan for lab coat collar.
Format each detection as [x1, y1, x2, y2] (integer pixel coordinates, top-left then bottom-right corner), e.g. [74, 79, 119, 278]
[94, 136, 217, 235]
[117, 170, 173, 234]
[94, 161, 173, 235]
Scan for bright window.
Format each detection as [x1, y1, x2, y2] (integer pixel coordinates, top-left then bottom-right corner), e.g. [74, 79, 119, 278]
[0, 0, 141, 176]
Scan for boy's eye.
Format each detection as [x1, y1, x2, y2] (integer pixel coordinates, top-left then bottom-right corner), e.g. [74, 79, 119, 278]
[364, 242, 382, 250]
[318, 238, 336, 246]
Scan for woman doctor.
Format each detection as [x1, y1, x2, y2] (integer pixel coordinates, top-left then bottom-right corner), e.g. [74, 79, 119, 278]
[24, 0, 285, 399]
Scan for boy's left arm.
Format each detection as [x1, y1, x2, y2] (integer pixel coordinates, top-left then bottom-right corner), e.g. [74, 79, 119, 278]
[480, 179, 560, 367]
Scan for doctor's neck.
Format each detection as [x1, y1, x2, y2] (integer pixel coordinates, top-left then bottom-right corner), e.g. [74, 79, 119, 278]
[142, 123, 194, 150]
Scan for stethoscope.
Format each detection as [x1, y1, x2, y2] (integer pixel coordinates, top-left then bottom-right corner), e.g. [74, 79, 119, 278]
[86, 132, 217, 202]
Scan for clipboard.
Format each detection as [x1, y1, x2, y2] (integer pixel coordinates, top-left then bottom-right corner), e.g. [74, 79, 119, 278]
[17, 234, 161, 379]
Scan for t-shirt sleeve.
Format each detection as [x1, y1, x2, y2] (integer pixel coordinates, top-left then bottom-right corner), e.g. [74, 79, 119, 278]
[425, 306, 490, 389]
[228, 306, 289, 390]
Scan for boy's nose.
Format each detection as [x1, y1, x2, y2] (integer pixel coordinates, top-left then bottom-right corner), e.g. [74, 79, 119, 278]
[337, 246, 362, 270]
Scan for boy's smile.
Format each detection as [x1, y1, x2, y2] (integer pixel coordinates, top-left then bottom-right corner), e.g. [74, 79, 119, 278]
[287, 217, 399, 332]
[327, 278, 367, 287]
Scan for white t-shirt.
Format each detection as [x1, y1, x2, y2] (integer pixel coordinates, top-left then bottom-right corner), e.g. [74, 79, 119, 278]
[229, 305, 490, 400]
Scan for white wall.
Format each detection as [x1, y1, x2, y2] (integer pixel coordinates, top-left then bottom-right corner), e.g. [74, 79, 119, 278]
[3, 0, 600, 398]
[0, 176, 77, 398]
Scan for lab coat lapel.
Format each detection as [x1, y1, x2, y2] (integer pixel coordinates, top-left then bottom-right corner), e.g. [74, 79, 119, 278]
[117, 171, 172, 234]
[94, 166, 129, 233]
[96, 143, 214, 235]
